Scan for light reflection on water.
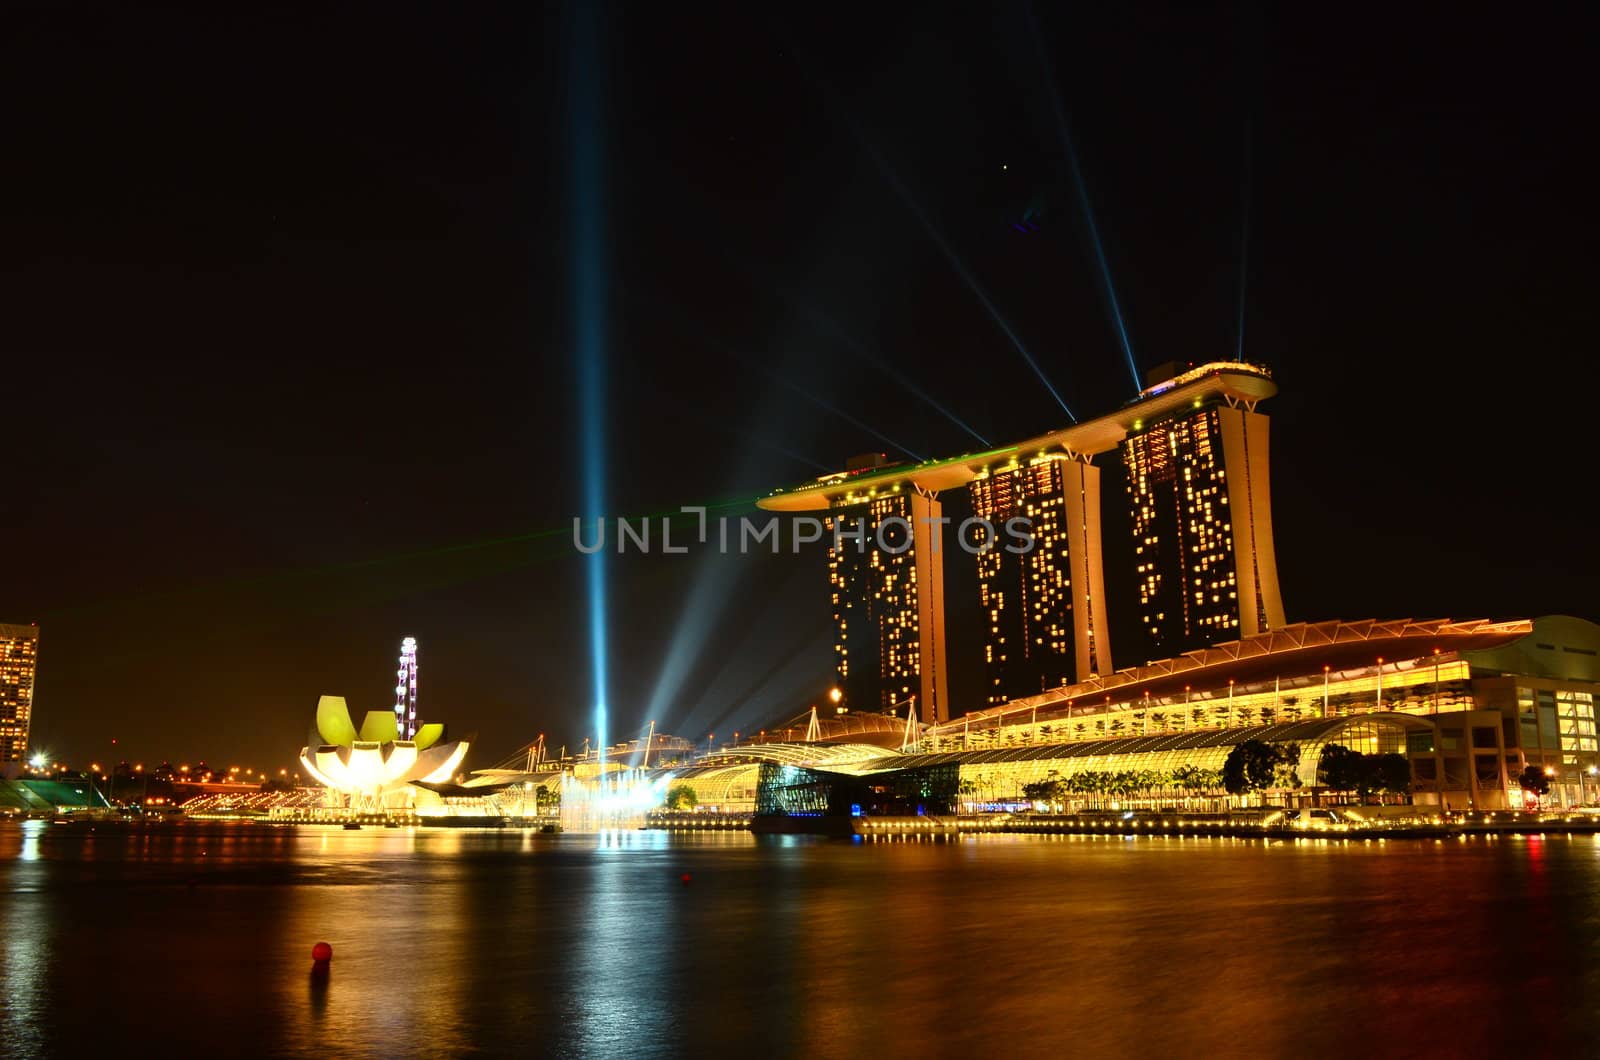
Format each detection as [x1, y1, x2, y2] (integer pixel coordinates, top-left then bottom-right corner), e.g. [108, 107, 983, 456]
[3, 823, 1600, 1058]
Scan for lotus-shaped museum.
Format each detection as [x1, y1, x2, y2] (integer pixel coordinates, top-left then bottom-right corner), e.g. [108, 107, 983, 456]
[299, 695, 469, 809]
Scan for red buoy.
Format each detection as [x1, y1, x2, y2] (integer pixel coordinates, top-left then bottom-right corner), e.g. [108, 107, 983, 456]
[680, 873, 692, 884]
[311, 941, 333, 962]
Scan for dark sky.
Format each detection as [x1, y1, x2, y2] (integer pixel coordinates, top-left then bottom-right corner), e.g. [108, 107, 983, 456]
[6, 2, 1594, 771]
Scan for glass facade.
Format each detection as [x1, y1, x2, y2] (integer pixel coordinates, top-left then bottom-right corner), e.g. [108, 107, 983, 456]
[826, 493, 922, 713]
[920, 659, 1478, 753]
[968, 457, 1074, 706]
[895, 716, 1423, 804]
[1121, 406, 1241, 656]
[755, 762, 960, 817]
[0, 623, 40, 767]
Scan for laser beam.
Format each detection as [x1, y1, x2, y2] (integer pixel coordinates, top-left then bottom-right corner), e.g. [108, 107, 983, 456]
[788, 299, 992, 447]
[1236, 118, 1253, 362]
[772, 372, 927, 461]
[1026, 3, 1141, 393]
[568, 3, 610, 764]
[852, 130, 1078, 422]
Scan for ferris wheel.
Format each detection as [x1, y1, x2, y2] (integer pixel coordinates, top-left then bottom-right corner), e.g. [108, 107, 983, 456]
[393, 636, 419, 740]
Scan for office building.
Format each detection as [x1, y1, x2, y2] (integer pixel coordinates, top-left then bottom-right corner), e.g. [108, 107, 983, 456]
[1, 623, 40, 773]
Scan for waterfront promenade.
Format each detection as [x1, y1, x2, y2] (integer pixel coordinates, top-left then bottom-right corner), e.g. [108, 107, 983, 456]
[648, 808, 1600, 841]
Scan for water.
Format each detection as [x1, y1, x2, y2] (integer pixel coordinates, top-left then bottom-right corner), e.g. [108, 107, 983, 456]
[4, 822, 1600, 1058]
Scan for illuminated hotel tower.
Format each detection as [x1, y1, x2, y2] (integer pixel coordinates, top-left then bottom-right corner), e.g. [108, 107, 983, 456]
[824, 457, 949, 724]
[757, 361, 1275, 715]
[968, 454, 1112, 705]
[1121, 364, 1284, 658]
[1, 623, 40, 772]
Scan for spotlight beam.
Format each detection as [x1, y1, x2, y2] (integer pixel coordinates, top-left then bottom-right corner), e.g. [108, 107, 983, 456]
[787, 299, 992, 447]
[851, 129, 1078, 422]
[1026, 2, 1141, 393]
[568, 3, 610, 764]
[641, 294, 929, 462]
[1236, 117, 1253, 362]
[771, 372, 927, 461]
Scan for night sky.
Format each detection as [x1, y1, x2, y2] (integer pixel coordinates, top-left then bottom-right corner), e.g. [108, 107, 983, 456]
[7, 3, 1594, 771]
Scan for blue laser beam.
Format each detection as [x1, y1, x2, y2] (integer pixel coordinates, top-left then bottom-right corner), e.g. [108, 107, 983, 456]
[1025, 3, 1141, 393]
[853, 132, 1077, 423]
[568, 3, 609, 765]
[1236, 118, 1253, 362]
[726, 427, 832, 473]
[772, 372, 927, 461]
[788, 299, 992, 448]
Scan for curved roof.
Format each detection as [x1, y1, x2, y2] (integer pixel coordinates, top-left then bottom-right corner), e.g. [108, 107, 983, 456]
[0, 779, 109, 812]
[757, 363, 1275, 511]
[694, 742, 891, 768]
[748, 710, 909, 749]
[940, 617, 1532, 731]
[863, 713, 1435, 772]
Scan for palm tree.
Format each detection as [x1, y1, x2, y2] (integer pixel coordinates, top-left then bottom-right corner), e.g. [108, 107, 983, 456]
[1151, 712, 1168, 733]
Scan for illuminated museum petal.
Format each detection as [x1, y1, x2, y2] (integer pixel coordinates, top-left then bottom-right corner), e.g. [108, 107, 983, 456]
[315, 695, 359, 746]
[384, 742, 418, 780]
[358, 710, 399, 744]
[418, 741, 470, 785]
[413, 722, 444, 751]
[299, 750, 341, 790]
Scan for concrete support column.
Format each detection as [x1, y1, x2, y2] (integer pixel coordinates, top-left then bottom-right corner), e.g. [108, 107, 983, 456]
[1217, 406, 1286, 635]
[911, 491, 949, 726]
[1061, 458, 1113, 681]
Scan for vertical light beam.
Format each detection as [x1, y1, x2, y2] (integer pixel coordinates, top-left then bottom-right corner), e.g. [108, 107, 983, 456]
[854, 133, 1077, 422]
[569, 4, 609, 765]
[1026, 3, 1141, 393]
[771, 372, 927, 461]
[788, 299, 992, 447]
[1236, 118, 1253, 363]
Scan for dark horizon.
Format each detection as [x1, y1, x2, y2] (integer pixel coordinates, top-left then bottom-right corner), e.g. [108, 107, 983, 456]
[6, 2, 1595, 769]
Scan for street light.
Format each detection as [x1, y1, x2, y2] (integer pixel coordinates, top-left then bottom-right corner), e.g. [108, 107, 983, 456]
[828, 687, 843, 705]
[1323, 666, 1331, 718]
[1376, 657, 1385, 711]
